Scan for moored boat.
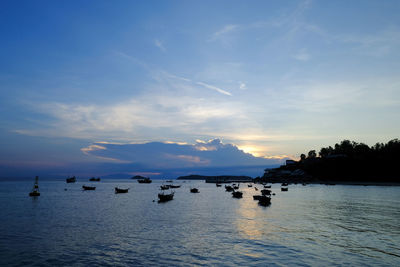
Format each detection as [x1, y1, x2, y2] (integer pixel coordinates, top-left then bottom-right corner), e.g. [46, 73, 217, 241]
[138, 177, 152, 183]
[253, 195, 263, 200]
[258, 195, 271, 206]
[158, 192, 174, 202]
[216, 183, 222, 187]
[169, 185, 181, 189]
[232, 191, 243, 198]
[225, 185, 234, 192]
[281, 187, 288, 191]
[82, 185, 96, 190]
[66, 176, 76, 183]
[160, 185, 170, 190]
[115, 187, 129, 193]
[190, 188, 199, 193]
[89, 177, 101, 181]
[261, 189, 271, 195]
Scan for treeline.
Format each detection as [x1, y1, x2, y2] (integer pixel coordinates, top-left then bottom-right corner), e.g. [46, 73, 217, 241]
[296, 139, 400, 182]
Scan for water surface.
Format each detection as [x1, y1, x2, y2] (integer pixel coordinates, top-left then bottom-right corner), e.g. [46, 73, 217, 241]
[0, 179, 399, 266]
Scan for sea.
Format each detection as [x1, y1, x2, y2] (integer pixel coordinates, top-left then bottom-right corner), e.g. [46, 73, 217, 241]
[0, 179, 399, 266]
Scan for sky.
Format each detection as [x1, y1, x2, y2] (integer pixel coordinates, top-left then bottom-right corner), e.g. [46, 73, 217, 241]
[1, 0, 399, 178]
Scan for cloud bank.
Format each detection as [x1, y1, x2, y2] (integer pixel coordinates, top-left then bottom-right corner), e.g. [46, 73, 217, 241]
[82, 139, 285, 171]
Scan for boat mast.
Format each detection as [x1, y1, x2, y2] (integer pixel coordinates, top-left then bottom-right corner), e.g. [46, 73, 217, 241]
[33, 176, 39, 189]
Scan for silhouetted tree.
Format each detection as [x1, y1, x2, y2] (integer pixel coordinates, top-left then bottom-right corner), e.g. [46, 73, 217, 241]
[296, 139, 400, 182]
[307, 150, 317, 159]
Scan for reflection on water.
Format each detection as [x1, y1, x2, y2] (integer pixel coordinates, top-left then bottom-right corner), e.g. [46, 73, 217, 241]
[235, 193, 265, 240]
[0, 180, 400, 266]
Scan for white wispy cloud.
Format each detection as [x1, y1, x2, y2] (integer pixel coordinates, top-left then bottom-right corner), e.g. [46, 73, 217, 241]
[210, 24, 239, 41]
[336, 28, 400, 57]
[196, 81, 232, 96]
[154, 39, 166, 52]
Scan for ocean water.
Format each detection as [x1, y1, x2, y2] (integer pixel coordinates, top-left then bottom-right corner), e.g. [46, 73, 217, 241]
[0, 179, 399, 266]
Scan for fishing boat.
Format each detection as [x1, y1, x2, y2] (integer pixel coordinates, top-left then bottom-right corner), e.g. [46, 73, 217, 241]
[115, 187, 129, 193]
[190, 188, 199, 193]
[66, 176, 76, 183]
[89, 177, 100, 181]
[169, 184, 181, 189]
[158, 191, 174, 202]
[137, 177, 152, 183]
[82, 185, 96, 190]
[253, 195, 263, 200]
[261, 189, 271, 195]
[216, 183, 222, 187]
[232, 191, 243, 198]
[225, 185, 234, 192]
[29, 176, 40, 197]
[258, 195, 271, 206]
[248, 184, 253, 187]
[281, 187, 288, 191]
[264, 185, 271, 188]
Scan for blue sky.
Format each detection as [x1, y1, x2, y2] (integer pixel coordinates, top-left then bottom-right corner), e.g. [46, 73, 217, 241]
[1, 0, 399, 177]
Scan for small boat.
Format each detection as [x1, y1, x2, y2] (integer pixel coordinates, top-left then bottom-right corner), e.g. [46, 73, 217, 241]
[225, 185, 234, 192]
[248, 184, 253, 187]
[216, 183, 222, 187]
[302, 183, 307, 186]
[169, 185, 181, 189]
[89, 177, 101, 181]
[281, 187, 288, 191]
[115, 187, 129, 194]
[258, 195, 271, 206]
[160, 185, 170, 190]
[137, 177, 152, 183]
[253, 195, 263, 200]
[261, 189, 271, 195]
[281, 182, 289, 186]
[190, 188, 199, 193]
[29, 176, 40, 197]
[82, 185, 96, 190]
[66, 176, 76, 183]
[254, 187, 258, 191]
[166, 180, 173, 183]
[232, 191, 243, 198]
[264, 185, 271, 188]
[233, 185, 239, 190]
[158, 192, 174, 202]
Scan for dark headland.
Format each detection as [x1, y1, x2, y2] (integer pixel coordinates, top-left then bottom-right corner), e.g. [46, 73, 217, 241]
[258, 139, 400, 185]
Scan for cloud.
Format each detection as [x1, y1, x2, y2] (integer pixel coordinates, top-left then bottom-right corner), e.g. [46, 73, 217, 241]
[336, 28, 400, 57]
[154, 39, 166, 52]
[18, 90, 242, 141]
[196, 81, 232, 96]
[210, 24, 239, 41]
[81, 139, 285, 170]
